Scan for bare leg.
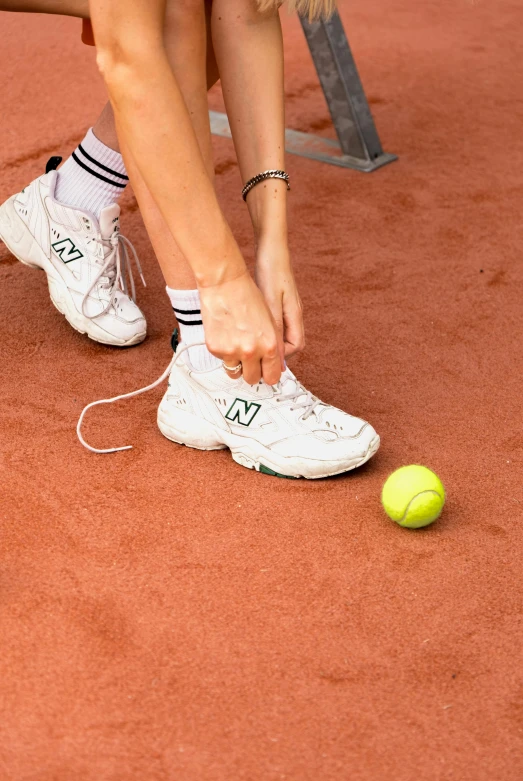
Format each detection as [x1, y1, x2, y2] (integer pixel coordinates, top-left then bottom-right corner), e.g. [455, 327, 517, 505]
[119, 0, 216, 289]
[3, 0, 219, 290]
[92, 100, 120, 152]
[5, 0, 218, 290]
[0, 0, 218, 289]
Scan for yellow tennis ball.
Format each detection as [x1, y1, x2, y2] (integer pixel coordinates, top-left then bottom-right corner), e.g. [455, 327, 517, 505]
[381, 465, 445, 528]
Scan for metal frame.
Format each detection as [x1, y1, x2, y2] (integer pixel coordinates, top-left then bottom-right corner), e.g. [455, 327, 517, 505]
[210, 12, 396, 173]
[299, 13, 396, 172]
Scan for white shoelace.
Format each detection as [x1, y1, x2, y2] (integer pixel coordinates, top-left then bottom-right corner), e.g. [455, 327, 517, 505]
[274, 377, 322, 420]
[81, 232, 146, 320]
[77, 342, 194, 454]
[77, 345, 322, 454]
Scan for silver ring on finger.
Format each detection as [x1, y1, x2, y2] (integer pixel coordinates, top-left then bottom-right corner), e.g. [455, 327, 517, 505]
[222, 361, 242, 373]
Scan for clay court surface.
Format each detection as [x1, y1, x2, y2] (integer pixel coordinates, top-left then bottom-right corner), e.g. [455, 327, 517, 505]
[1, 2, 522, 779]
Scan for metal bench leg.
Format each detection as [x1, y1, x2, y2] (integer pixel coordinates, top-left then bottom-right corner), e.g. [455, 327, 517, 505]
[298, 12, 396, 172]
[210, 12, 397, 173]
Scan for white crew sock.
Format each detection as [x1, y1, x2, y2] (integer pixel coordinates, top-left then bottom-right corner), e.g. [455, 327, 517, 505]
[54, 128, 129, 218]
[166, 287, 221, 372]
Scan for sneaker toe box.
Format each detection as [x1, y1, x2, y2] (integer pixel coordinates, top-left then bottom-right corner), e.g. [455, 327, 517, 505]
[271, 420, 379, 466]
[85, 295, 147, 345]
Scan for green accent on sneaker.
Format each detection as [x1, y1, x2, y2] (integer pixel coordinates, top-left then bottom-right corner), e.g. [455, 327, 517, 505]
[259, 463, 298, 479]
[225, 398, 261, 427]
[52, 238, 84, 264]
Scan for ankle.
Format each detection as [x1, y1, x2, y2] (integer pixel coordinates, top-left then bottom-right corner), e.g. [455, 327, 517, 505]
[166, 287, 220, 372]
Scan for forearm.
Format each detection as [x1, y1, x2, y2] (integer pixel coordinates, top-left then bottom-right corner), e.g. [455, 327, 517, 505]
[92, 38, 245, 287]
[211, 0, 288, 245]
[0, 0, 88, 15]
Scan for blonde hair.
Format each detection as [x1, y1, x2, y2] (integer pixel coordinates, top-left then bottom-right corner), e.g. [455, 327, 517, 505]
[257, 1, 337, 21]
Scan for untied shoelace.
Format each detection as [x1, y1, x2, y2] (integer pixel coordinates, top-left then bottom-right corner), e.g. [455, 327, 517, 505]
[77, 343, 323, 454]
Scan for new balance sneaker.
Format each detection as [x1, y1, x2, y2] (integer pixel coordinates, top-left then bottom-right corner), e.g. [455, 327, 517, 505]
[0, 165, 147, 346]
[157, 345, 380, 479]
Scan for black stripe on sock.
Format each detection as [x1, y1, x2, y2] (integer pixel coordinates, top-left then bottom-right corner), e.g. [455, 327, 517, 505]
[72, 152, 127, 188]
[78, 144, 129, 180]
[173, 307, 201, 315]
[176, 317, 203, 326]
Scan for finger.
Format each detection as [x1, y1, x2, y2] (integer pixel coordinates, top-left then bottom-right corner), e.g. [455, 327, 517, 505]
[222, 356, 243, 380]
[265, 304, 285, 371]
[274, 327, 286, 370]
[283, 336, 304, 358]
[242, 354, 262, 385]
[282, 301, 305, 358]
[261, 349, 282, 386]
[273, 322, 286, 370]
[266, 305, 284, 351]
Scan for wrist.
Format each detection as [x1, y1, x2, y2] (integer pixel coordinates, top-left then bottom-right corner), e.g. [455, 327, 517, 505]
[197, 266, 249, 290]
[192, 222, 248, 288]
[253, 221, 288, 248]
[246, 178, 288, 240]
[256, 238, 292, 271]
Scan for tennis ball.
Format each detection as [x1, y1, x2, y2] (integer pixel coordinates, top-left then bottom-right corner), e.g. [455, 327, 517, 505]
[381, 465, 445, 528]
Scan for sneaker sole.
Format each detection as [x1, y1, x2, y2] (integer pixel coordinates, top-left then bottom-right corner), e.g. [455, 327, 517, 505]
[0, 196, 146, 348]
[157, 402, 380, 479]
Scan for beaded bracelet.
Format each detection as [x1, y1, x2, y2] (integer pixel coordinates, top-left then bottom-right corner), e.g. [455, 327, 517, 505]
[242, 169, 290, 202]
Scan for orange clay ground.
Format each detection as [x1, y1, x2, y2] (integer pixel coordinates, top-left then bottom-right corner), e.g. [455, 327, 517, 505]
[0, 2, 522, 779]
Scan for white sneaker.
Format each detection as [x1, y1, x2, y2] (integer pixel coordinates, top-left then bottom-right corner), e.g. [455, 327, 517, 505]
[0, 165, 147, 347]
[157, 345, 380, 479]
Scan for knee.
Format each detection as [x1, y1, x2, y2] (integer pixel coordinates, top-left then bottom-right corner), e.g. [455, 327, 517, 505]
[95, 32, 163, 88]
[95, 40, 123, 82]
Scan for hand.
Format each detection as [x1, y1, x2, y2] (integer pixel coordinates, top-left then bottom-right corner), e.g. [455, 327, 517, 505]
[199, 271, 283, 385]
[255, 241, 305, 359]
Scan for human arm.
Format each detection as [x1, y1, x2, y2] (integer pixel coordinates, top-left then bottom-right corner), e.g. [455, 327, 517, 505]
[89, 0, 282, 384]
[210, 0, 305, 357]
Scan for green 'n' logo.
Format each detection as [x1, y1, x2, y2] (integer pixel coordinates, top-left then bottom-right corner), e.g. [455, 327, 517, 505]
[225, 398, 261, 427]
[52, 238, 83, 264]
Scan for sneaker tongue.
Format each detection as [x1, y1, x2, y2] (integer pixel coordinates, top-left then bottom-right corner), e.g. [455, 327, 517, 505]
[99, 203, 121, 240]
[279, 367, 322, 409]
[280, 367, 298, 392]
[279, 367, 306, 401]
